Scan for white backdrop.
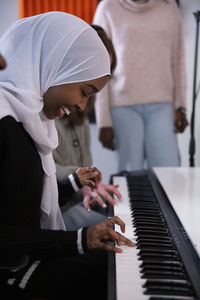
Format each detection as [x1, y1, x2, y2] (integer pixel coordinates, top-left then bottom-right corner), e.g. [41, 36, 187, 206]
[0, 0, 199, 184]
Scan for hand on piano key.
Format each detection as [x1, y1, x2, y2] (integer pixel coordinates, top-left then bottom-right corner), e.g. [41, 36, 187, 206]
[83, 183, 122, 211]
[86, 216, 135, 253]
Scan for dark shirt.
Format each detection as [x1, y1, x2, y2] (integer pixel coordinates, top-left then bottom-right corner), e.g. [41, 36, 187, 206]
[0, 116, 82, 261]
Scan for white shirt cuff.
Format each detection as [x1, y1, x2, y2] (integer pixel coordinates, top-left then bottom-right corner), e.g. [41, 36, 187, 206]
[77, 228, 84, 254]
[69, 173, 79, 192]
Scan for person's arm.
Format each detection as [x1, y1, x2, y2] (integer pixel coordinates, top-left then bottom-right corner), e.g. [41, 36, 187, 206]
[0, 216, 135, 263]
[93, 2, 115, 149]
[0, 225, 80, 260]
[171, 1, 188, 133]
[58, 167, 102, 206]
[56, 163, 80, 182]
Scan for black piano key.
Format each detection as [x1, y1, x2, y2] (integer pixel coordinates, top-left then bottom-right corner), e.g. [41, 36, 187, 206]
[137, 241, 173, 247]
[149, 297, 196, 300]
[131, 202, 157, 206]
[143, 280, 195, 297]
[141, 264, 183, 271]
[138, 253, 179, 260]
[137, 246, 174, 252]
[134, 229, 169, 236]
[134, 220, 165, 226]
[127, 176, 150, 184]
[128, 196, 156, 202]
[136, 237, 172, 243]
[132, 211, 163, 217]
[140, 261, 184, 268]
[138, 249, 178, 255]
[138, 250, 180, 257]
[138, 253, 178, 260]
[131, 185, 153, 191]
[134, 222, 165, 228]
[131, 206, 160, 211]
[133, 215, 164, 220]
[138, 256, 179, 262]
[135, 226, 167, 231]
[127, 179, 150, 187]
[129, 190, 154, 197]
[132, 209, 161, 214]
[141, 270, 186, 280]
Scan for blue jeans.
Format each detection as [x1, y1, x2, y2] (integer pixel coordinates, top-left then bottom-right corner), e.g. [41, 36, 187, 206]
[111, 102, 180, 172]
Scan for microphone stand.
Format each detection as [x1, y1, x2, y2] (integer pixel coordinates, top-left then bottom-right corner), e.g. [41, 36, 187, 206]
[189, 11, 200, 167]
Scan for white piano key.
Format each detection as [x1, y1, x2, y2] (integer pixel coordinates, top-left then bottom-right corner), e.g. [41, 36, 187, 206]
[113, 176, 149, 300]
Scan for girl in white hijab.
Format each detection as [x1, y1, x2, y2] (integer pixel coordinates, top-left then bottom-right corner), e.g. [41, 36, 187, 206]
[0, 11, 110, 230]
[0, 11, 134, 299]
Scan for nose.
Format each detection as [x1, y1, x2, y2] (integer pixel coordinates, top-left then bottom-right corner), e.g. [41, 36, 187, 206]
[0, 54, 6, 70]
[78, 97, 88, 112]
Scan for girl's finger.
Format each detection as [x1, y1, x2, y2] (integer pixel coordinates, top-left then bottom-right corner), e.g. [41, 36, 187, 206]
[83, 195, 92, 211]
[105, 216, 126, 233]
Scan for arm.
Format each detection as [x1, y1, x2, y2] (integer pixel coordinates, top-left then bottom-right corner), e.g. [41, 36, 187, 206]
[93, 2, 115, 149]
[0, 225, 80, 260]
[54, 117, 93, 180]
[58, 167, 102, 207]
[0, 218, 134, 262]
[171, 2, 188, 133]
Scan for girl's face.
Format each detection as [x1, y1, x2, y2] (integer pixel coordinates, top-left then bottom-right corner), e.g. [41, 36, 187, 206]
[43, 75, 109, 119]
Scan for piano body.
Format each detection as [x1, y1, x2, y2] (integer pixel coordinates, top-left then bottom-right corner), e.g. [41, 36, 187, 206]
[108, 167, 200, 300]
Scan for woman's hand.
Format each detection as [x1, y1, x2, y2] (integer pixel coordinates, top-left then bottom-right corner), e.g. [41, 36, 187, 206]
[99, 127, 115, 150]
[174, 107, 188, 133]
[86, 216, 135, 253]
[76, 166, 102, 189]
[82, 183, 122, 211]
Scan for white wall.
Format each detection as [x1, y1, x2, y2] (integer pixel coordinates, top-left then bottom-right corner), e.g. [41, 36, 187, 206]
[0, 0, 200, 184]
[0, 0, 18, 37]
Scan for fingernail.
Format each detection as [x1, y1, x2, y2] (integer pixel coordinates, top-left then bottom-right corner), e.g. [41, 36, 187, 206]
[87, 208, 91, 212]
[102, 204, 107, 208]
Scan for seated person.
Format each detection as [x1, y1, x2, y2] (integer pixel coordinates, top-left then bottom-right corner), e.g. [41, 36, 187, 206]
[0, 13, 134, 300]
[53, 25, 120, 230]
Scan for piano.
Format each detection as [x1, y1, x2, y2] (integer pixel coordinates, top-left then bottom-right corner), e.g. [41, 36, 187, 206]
[108, 167, 200, 300]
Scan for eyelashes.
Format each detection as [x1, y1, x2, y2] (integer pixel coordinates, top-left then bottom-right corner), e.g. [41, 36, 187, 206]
[82, 90, 88, 97]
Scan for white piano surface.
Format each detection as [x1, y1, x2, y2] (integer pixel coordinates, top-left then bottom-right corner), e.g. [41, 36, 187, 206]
[153, 167, 200, 257]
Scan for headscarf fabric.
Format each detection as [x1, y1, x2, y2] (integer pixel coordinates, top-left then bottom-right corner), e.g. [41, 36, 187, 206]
[0, 11, 110, 230]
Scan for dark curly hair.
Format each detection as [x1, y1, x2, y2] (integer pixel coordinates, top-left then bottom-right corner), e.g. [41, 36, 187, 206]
[90, 24, 117, 73]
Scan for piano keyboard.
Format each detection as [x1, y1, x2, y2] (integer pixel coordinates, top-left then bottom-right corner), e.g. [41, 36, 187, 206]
[108, 171, 200, 300]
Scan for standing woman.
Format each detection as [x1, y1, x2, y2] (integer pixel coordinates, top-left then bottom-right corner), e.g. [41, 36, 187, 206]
[0, 12, 134, 299]
[93, 0, 188, 172]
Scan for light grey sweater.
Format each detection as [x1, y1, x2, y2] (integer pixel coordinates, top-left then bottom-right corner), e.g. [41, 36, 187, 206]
[93, 0, 187, 128]
[53, 116, 92, 182]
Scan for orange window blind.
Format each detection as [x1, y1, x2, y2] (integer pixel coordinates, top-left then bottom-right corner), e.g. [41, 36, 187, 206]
[18, 0, 99, 24]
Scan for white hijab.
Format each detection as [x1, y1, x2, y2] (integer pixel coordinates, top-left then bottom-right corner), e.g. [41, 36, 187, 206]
[0, 11, 110, 230]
